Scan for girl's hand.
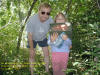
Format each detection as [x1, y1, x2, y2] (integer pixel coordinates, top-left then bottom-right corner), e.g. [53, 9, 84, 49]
[50, 32, 58, 42]
[62, 34, 68, 40]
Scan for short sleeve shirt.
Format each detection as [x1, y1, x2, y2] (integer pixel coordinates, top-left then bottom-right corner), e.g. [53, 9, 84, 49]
[26, 13, 53, 41]
[48, 35, 72, 52]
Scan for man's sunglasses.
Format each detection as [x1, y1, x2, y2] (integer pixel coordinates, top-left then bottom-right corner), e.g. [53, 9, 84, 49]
[41, 12, 50, 15]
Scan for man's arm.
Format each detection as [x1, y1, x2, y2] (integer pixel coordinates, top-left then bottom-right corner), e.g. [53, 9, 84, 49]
[28, 32, 34, 50]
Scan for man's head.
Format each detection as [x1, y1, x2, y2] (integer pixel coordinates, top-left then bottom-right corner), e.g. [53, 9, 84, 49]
[38, 3, 51, 22]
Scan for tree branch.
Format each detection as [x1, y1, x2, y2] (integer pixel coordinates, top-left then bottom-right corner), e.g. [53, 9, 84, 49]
[25, 0, 37, 23]
[16, 0, 37, 51]
[66, 0, 72, 14]
[0, 0, 2, 7]
[0, 16, 12, 30]
[97, 0, 100, 9]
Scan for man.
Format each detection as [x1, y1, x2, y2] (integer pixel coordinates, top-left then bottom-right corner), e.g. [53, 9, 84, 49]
[26, 3, 53, 75]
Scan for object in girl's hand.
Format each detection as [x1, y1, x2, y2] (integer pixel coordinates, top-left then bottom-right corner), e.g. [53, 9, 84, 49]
[50, 22, 71, 32]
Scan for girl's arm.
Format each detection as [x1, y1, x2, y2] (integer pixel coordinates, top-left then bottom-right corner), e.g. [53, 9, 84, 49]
[65, 38, 72, 49]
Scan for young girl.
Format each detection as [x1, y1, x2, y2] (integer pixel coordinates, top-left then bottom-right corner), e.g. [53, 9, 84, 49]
[48, 13, 72, 75]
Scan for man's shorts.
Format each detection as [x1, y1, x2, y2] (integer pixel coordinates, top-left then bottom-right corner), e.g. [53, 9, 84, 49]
[27, 38, 48, 48]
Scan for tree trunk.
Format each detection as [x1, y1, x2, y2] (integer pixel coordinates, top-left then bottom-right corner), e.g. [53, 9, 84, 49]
[66, 0, 72, 14]
[17, 0, 37, 52]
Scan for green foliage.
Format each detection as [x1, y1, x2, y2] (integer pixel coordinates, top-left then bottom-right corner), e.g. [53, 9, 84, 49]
[66, 0, 100, 75]
[0, 0, 100, 75]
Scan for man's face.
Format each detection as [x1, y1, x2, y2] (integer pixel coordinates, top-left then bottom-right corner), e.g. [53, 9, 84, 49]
[39, 7, 51, 22]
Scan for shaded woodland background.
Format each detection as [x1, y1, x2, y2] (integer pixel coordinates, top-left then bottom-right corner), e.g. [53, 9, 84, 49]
[0, 0, 100, 75]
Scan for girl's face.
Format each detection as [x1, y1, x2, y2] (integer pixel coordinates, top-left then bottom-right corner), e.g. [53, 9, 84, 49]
[53, 14, 67, 31]
[55, 14, 66, 23]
